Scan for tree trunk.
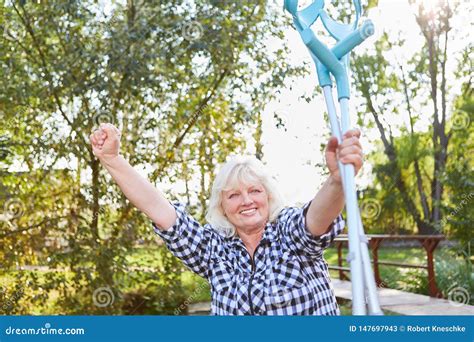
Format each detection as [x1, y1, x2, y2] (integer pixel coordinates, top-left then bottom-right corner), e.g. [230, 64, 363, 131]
[254, 111, 263, 160]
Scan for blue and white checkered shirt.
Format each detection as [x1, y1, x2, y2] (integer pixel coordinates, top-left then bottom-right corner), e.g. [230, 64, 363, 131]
[153, 201, 345, 315]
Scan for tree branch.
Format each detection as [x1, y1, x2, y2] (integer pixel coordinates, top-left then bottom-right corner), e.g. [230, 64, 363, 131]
[399, 63, 431, 221]
[151, 68, 230, 181]
[12, 3, 90, 160]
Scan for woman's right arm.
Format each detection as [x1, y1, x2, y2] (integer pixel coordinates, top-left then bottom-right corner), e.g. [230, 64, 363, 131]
[89, 123, 176, 230]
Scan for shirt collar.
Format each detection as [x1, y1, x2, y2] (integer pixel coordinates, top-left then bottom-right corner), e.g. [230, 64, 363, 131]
[226, 221, 277, 247]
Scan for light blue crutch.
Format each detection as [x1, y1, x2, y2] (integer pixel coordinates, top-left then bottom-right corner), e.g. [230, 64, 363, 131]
[284, 0, 383, 315]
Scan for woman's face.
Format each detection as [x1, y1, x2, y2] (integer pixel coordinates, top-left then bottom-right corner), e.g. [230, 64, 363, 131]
[221, 182, 269, 233]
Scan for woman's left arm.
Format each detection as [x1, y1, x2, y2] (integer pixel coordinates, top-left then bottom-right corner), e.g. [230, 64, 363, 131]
[306, 129, 364, 236]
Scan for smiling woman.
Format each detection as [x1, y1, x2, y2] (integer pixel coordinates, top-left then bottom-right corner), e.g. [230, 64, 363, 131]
[90, 122, 365, 315]
[152, 155, 346, 315]
[206, 156, 285, 241]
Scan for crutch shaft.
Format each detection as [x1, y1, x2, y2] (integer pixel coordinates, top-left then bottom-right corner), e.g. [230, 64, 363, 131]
[323, 87, 366, 315]
[286, 0, 381, 316]
[358, 212, 384, 315]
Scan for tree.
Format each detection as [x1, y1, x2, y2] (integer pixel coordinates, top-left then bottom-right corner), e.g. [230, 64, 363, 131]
[0, 0, 305, 313]
[352, 0, 473, 235]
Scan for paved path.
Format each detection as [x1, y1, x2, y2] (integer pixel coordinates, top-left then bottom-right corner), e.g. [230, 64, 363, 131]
[332, 279, 474, 315]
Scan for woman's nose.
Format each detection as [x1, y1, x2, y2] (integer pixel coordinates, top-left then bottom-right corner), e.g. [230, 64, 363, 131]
[241, 193, 254, 205]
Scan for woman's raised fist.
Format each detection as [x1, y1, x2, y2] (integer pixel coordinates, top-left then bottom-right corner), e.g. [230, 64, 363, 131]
[89, 123, 121, 162]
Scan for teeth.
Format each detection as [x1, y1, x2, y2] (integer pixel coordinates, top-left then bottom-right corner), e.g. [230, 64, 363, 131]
[240, 208, 257, 215]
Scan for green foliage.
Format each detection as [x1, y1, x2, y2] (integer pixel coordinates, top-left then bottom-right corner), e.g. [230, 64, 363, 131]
[352, 1, 473, 238]
[0, 246, 192, 315]
[435, 249, 473, 305]
[120, 248, 188, 315]
[0, 0, 304, 314]
[442, 83, 474, 250]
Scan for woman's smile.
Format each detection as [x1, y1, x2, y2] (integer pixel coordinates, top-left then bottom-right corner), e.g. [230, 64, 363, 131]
[240, 208, 257, 216]
[221, 183, 270, 233]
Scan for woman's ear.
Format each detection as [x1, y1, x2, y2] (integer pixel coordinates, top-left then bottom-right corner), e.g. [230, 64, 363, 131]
[220, 205, 227, 218]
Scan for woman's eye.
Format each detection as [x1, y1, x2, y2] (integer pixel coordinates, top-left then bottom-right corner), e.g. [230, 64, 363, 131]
[229, 193, 237, 199]
[251, 189, 261, 193]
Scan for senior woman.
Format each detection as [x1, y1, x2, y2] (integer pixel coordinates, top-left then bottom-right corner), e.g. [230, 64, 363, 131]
[90, 122, 364, 315]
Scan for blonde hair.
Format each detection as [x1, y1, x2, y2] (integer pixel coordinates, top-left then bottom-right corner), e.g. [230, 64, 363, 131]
[206, 155, 286, 237]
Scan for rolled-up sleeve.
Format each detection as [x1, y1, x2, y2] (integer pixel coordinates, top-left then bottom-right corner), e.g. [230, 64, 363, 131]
[278, 201, 345, 257]
[152, 202, 212, 278]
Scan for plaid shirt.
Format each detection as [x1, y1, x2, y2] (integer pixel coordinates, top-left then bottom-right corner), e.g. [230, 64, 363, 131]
[153, 201, 345, 315]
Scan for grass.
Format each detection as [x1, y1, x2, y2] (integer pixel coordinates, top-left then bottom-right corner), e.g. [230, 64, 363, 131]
[323, 246, 468, 296]
[325, 246, 417, 287]
[324, 247, 427, 267]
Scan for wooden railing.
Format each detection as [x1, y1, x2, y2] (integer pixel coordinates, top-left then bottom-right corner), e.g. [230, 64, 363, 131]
[329, 234, 445, 298]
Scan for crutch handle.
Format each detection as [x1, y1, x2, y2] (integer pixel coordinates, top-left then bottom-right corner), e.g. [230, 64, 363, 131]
[302, 28, 350, 99]
[332, 20, 374, 59]
[284, 0, 324, 31]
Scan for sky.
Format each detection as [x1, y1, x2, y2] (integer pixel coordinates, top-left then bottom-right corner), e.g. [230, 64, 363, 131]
[255, 0, 471, 205]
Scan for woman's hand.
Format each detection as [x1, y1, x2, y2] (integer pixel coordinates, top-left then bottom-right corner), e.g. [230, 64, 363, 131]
[89, 122, 177, 230]
[89, 123, 121, 163]
[325, 128, 363, 184]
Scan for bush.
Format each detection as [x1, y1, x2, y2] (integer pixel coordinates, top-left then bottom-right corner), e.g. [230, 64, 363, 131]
[0, 245, 191, 315]
[435, 249, 474, 305]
